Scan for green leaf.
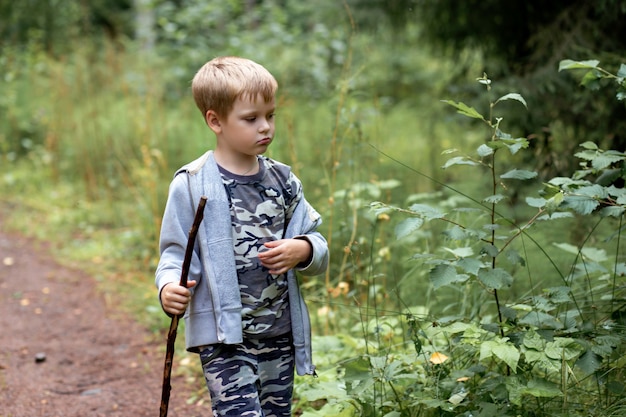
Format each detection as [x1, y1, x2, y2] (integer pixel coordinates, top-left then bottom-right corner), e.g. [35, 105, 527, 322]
[478, 267, 513, 289]
[600, 206, 625, 217]
[580, 247, 607, 262]
[558, 59, 600, 71]
[505, 249, 525, 267]
[607, 381, 625, 396]
[544, 338, 583, 361]
[457, 257, 484, 275]
[581, 70, 603, 90]
[500, 169, 538, 180]
[448, 390, 468, 405]
[523, 379, 563, 398]
[394, 217, 424, 240]
[477, 143, 494, 157]
[299, 380, 348, 402]
[495, 93, 527, 108]
[523, 331, 545, 350]
[592, 335, 621, 357]
[617, 63, 626, 78]
[525, 197, 546, 208]
[430, 264, 463, 289]
[537, 212, 573, 221]
[553, 242, 579, 255]
[562, 195, 600, 215]
[439, 321, 475, 335]
[443, 225, 468, 240]
[574, 149, 597, 161]
[579, 141, 599, 150]
[575, 350, 602, 375]
[544, 286, 571, 304]
[506, 377, 526, 406]
[501, 138, 529, 155]
[441, 100, 485, 120]
[481, 244, 499, 258]
[545, 192, 565, 214]
[484, 194, 506, 204]
[548, 176, 585, 187]
[480, 339, 520, 371]
[520, 311, 564, 329]
[442, 156, 479, 169]
[591, 153, 626, 170]
[343, 356, 374, 392]
[409, 204, 446, 220]
[444, 247, 474, 258]
[369, 201, 395, 216]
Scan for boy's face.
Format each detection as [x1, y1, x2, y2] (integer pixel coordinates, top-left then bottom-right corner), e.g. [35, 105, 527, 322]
[209, 94, 276, 158]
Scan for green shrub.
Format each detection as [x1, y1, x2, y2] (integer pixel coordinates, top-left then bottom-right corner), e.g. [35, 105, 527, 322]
[295, 62, 625, 417]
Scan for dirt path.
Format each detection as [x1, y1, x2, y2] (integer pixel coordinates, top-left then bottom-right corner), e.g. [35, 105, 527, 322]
[0, 217, 212, 416]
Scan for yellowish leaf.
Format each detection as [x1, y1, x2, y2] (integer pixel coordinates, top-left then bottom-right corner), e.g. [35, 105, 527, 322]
[429, 351, 449, 364]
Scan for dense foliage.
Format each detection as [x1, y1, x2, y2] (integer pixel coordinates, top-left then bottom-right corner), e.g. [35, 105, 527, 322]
[413, 0, 626, 179]
[298, 63, 625, 417]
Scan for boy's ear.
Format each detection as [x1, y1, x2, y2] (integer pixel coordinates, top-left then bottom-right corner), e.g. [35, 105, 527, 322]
[205, 110, 222, 133]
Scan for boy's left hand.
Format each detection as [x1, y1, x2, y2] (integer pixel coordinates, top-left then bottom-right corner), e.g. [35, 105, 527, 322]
[257, 238, 311, 275]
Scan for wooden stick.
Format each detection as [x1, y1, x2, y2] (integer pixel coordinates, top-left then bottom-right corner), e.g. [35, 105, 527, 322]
[160, 196, 207, 417]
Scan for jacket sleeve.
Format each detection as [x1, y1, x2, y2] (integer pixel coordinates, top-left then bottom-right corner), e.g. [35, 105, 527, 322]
[155, 173, 203, 307]
[292, 199, 329, 276]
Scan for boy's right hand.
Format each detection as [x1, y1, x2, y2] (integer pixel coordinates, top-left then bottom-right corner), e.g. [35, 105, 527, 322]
[160, 280, 197, 316]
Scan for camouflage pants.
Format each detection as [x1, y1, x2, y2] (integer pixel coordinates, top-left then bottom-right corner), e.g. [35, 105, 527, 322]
[199, 334, 295, 417]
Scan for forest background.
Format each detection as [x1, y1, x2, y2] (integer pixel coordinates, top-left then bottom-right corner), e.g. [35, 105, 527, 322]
[1, 1, 625, 416]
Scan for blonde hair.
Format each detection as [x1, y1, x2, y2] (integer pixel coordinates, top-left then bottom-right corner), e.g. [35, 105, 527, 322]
[191, 56, 278, 118]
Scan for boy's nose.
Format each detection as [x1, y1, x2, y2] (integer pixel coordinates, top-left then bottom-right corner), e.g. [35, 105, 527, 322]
[259, 120, 271, 133]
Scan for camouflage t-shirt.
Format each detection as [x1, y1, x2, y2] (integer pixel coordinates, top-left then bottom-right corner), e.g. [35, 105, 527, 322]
[218, 156, 302, 338]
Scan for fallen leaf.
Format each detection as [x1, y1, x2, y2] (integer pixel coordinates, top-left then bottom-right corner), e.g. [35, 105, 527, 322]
[448, 389, 468, 405]
[20, 298, 30, 306]
[429, 351, 449, 364]
[3, 257, 14, 266]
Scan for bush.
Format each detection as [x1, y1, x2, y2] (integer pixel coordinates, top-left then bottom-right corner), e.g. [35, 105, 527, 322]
[295, 61, 626, 417]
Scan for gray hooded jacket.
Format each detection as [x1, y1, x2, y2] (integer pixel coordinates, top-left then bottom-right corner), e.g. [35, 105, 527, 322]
[155, 151, 328, 376]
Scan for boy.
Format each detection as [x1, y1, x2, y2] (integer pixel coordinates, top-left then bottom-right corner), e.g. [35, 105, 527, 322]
[155, 56, 328, 417]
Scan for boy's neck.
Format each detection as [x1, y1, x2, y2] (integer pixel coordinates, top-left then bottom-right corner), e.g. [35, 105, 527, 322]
[214, 151, 259, 176]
